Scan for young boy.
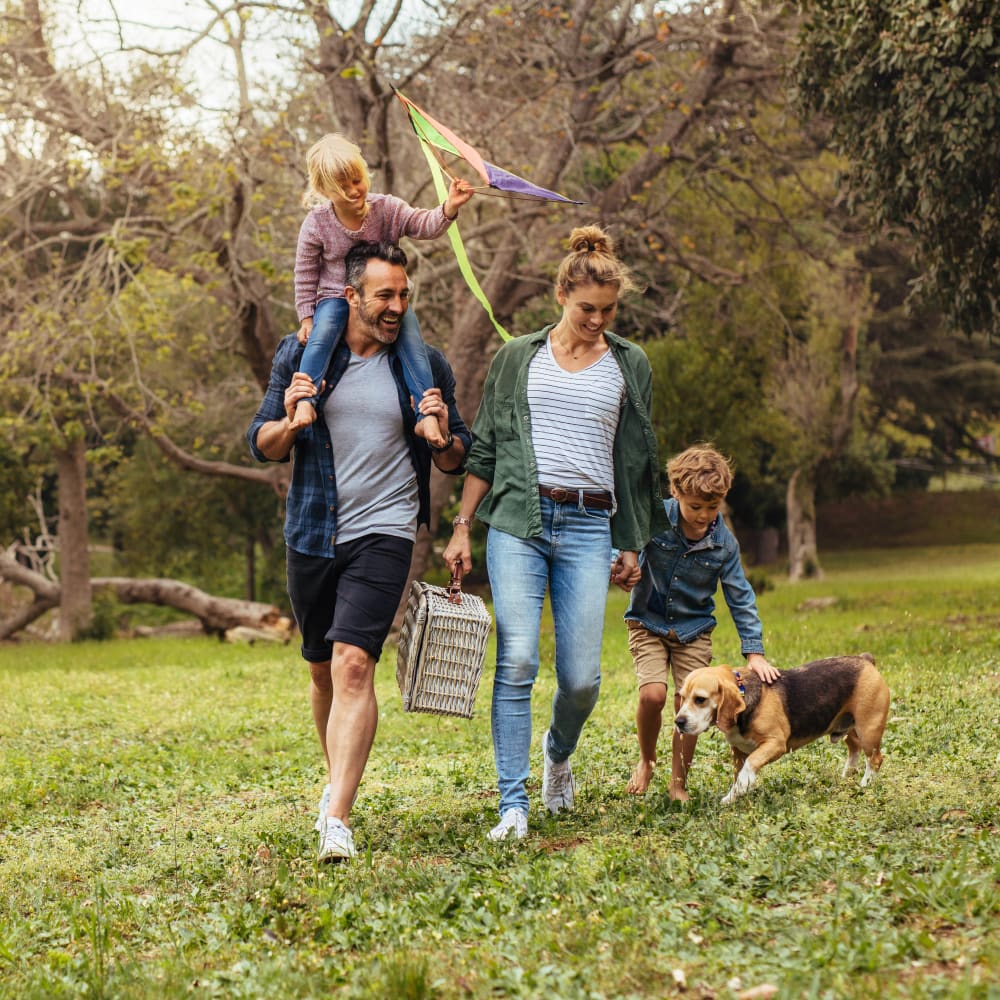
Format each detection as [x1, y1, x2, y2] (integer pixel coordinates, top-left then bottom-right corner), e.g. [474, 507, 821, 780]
[624, 444, 779, 800]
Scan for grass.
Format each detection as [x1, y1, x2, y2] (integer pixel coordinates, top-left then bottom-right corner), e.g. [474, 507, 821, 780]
[1, 543, 998, 999]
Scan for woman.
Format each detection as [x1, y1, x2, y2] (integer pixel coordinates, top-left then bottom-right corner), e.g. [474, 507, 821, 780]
[443, 225, 666, 840]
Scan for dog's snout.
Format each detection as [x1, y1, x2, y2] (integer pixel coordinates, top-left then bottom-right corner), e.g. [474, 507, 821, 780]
[675, 714, 687, 731]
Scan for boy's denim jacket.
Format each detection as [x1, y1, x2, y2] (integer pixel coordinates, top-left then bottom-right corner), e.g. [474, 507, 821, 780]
[624, 498, 765, 655]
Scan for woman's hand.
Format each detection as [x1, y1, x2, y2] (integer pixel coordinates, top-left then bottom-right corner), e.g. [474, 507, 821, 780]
[442, 526, 473, 577]
[611, 550, 641, 592]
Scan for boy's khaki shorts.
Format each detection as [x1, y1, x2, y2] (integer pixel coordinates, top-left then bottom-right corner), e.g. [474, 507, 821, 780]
[627, 621, 713, 690]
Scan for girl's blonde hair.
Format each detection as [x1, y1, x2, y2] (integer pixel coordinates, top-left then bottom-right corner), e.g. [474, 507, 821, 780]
[302, 134, 371, 208]
[555, 224, 637, 297]
[667, 444, 734, 500]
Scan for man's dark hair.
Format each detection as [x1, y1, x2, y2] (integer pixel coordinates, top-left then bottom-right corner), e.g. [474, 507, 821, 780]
[344, 241, 408, 292]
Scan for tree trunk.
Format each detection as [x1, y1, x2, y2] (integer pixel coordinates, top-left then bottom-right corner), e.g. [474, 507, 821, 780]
[786, 467, 823, 582]
[54, 439, 92, 640]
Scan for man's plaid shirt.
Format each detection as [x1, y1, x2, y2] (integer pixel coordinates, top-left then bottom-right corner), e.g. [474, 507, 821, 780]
[247, 334, 470, 557]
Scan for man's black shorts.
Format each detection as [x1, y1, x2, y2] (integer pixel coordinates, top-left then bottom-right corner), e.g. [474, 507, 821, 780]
[286, 534, 413, 663]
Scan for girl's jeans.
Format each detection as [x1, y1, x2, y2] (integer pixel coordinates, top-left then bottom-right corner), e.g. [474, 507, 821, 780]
[486, 496, 613, 817]
[299, 296, 433, 412]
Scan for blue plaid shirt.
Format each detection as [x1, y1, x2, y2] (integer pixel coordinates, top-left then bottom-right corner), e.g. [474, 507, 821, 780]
[624, 497, 765, 655]
[246, 334, 471, 557]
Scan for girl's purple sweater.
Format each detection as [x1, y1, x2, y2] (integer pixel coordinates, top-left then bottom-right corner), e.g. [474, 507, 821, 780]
[294, 193, 452, 320]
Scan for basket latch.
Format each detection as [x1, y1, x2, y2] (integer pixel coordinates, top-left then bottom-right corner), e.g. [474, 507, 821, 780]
[448, 563, 464, 605]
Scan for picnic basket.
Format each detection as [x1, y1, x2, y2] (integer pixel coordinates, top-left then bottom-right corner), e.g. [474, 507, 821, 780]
[396, 566, 492, 718]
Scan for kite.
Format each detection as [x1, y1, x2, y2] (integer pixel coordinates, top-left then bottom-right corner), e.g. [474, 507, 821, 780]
[393, 87, 583, 340]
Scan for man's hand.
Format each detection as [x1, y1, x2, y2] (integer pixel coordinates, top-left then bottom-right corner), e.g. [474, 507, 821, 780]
[747, 653, 780, 684]
[413, 388, 450, 449]
[284, 371, 323, 423]
[611, 550, 641, 592]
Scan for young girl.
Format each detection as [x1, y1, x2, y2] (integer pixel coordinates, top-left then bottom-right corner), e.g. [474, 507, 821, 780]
[289, 133, 473, 431]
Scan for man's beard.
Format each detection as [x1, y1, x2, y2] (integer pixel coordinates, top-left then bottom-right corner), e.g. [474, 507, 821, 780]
[357, 298, 401, 345]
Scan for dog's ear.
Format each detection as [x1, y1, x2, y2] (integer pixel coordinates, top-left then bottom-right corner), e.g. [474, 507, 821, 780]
[715, 675, 746, 732]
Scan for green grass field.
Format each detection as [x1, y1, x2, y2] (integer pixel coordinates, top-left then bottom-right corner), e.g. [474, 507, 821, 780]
[1, 544, 998, 998]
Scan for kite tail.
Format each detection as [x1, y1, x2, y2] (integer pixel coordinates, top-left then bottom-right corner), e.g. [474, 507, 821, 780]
[414, 127, 512, 342]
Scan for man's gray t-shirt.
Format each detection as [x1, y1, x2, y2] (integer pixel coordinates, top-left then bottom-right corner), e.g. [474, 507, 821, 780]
[323, 350, 418, 544]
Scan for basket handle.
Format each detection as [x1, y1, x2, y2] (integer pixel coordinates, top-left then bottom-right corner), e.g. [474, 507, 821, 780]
[447, 562, 465, 605]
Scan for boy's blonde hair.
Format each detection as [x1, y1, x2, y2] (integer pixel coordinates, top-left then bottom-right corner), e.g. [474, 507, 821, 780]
[667, 443, 733, 500]
[302, 133, 371, 208]
[556, 224, 637, 297]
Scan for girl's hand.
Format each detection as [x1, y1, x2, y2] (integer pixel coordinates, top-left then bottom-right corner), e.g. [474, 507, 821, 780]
[297, 316, 313, 345]
[443, 177, 474, 219]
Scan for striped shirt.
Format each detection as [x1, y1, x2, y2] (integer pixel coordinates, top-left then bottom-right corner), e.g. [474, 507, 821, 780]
[527, 335, 626, 497]
[294, 193, 452, 320]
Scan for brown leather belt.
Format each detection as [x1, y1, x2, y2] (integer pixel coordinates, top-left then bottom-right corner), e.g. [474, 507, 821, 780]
[539, 485, 613, 510]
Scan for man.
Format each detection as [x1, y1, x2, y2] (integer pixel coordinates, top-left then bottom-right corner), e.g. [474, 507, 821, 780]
[247, 241, 471, 862]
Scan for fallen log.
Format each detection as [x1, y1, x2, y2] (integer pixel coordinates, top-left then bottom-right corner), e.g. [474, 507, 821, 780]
[93, 577, 292, 638]
[0, 552, 292, 641]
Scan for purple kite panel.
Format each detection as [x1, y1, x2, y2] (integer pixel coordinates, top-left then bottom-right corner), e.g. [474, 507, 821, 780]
[484, 162, 583, 204]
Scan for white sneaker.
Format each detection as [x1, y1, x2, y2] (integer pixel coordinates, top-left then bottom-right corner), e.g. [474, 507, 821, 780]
[488, 808, 528, 841]
[317, 817, 357, 862]
[542, 729, 575, 814]
[314, 783, 331, 832]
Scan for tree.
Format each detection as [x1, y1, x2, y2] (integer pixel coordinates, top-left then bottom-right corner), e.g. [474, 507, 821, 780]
[793, 0, 1000, 336]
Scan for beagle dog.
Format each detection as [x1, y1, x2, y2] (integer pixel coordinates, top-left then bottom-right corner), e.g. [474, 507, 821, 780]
[675, 654, 889, 805]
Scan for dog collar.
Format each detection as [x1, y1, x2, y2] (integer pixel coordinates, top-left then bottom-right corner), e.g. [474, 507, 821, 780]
[733, 670, 746, 695]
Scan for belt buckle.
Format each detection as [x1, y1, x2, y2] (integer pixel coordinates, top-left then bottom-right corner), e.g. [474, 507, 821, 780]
[549, 487, 570, 503]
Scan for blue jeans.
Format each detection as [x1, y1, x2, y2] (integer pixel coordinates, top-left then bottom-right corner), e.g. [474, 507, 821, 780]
[486, 496, 613, 816]
[299, 297, 433, 412]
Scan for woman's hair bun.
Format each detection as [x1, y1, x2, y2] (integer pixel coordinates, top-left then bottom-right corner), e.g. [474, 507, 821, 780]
[568, 225, 613, 256]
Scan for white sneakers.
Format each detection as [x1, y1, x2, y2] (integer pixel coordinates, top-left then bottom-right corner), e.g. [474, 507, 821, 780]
[318, 816, 357, 862]
[488, 731, 578, 840]
[315, 783, 331, 833]
[541, 729, 575, 814]
[488, 808, 528, 841]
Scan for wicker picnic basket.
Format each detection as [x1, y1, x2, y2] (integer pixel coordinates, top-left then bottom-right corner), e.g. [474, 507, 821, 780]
[396, 566, 492, 718]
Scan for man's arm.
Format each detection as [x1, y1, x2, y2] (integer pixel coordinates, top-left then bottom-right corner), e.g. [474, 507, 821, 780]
[420, 347, 472, 474]
[414, 387, 467, 472]
[254, 372, 320, 460]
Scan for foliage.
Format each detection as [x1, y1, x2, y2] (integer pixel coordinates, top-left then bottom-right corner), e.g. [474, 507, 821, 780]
[0, 544, 998, 997]
[2, 0, 998, 624]
[793, 0, 1000, 336]
[859, 241, 1000, 481]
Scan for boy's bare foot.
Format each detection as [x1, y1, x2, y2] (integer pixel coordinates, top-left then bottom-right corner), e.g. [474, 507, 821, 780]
[669, 777, 689, 802]
[289, 399, 317, 431]
[627, 759, 655, 795]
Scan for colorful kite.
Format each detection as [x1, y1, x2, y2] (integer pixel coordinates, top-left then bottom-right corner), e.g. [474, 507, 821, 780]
[394, 87, 583, 340]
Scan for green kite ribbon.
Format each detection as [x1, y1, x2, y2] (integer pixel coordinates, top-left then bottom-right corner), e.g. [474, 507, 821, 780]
[415, 135, 512, 341]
